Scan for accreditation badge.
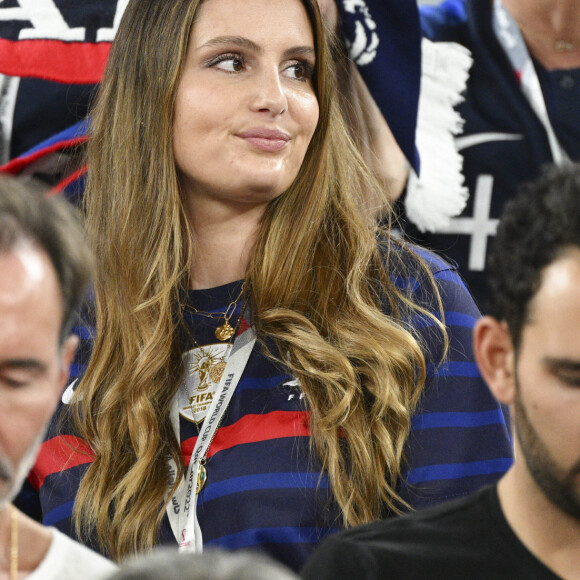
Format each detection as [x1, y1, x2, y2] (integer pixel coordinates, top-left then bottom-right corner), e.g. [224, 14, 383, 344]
[178, 343, 232, 424]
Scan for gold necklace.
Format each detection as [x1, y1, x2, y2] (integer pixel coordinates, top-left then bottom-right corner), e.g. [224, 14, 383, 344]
[183, 283, 246, 491]
[183, 286, 246, 401]
[188, 284, 245, 341]
[516, 17, 579, 53]
[10, 505, 17, 580]
[554, 39, 576, 53]
[183, 293, 246, 493]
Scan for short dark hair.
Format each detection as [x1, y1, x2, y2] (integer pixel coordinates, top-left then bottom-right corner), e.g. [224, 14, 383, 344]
[0, 175, 93, 343]
[487, 163, 580, 348]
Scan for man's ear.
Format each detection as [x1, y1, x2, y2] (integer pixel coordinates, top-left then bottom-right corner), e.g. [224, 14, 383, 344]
[58, 334, 79, 390]
[473, 316, 516, 405]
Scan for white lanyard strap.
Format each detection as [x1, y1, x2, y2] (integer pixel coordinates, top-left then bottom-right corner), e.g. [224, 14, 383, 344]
[167, 321, 257, 551]
[492, 0, 569, 165]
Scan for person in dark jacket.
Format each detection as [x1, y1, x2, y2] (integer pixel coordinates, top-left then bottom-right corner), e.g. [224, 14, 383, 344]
[404, 0, 580, 309]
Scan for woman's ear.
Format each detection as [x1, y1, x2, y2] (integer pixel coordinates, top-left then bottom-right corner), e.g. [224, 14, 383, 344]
[473, 316, 516, 406]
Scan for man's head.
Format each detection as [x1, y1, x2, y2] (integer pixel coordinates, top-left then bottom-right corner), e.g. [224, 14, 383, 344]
[474, 163, 580, 522]
[0, 176, 92, 508]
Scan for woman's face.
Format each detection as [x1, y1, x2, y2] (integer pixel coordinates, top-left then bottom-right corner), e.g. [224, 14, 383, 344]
[173, 0, 320, 210]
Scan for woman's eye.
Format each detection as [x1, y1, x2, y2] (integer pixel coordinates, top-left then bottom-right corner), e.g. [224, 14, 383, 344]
[291, 64, 305, 79]
[212, 55, 244, 72]
[285, 61, 314, 81]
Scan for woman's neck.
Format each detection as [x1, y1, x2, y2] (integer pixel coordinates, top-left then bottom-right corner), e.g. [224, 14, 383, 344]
[185, 198, 265, 290]
[502, 0, 580, 69]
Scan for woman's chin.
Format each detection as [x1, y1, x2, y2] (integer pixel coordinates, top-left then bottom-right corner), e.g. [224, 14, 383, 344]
[230, 176, 293, 204]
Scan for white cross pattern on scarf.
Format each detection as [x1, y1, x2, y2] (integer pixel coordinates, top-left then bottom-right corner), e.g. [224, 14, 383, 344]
[436, 175, 498, 272]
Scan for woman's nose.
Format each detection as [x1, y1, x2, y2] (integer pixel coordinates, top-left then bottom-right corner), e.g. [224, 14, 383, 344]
[250, 67, 288, 116]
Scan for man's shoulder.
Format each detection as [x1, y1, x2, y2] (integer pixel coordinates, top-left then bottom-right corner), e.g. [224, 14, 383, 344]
[302, 486, 504, 580]
[340, 484, 493, 544]
[30, 528, 117, 580]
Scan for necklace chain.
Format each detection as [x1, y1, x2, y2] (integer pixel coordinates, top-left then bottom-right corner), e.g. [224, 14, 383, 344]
[187, 283, 245, 341]
[10, 505, 17, 580]
[514, 16, 579, 53]
[181, 283, 247, 492]
[554, 39, 576, 53]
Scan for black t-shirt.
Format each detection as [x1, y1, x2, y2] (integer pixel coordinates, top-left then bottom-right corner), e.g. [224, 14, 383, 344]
[301, 485, 562, 580]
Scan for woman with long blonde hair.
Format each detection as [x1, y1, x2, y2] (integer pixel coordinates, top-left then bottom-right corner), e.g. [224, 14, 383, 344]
[18, 0, 512, 571]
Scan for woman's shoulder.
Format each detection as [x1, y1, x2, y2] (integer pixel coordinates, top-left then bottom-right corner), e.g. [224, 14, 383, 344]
[383, 239, 479, 319]
[384, 239, 464, 287]
[403, 243, 458, 276]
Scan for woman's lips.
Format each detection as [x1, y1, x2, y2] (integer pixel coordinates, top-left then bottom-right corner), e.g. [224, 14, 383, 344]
[238, 129, 290, 152]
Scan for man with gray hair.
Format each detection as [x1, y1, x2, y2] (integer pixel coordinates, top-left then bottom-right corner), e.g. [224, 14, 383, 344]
[0, 175, 116, 578]
[110, 548, 300, 580]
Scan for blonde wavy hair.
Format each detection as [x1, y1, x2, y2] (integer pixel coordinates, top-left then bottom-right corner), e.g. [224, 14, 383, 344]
[73, 0, 447, 560]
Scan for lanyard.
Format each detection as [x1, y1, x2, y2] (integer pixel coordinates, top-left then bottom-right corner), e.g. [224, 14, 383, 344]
[166, 319, 256, 552]
[492, 0, 570, 165]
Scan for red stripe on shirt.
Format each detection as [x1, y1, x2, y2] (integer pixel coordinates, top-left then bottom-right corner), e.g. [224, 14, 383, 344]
[0, 39, 110, 84]
[181, 410, 310, 464]
[28, 435, 94, 490]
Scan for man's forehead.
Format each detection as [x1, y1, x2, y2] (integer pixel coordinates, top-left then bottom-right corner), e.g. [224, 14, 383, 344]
[521, 249, 580, 363]
[0, 243, 58, 300]
[0, 244, 63, 338]
[542, 248, 580, 290]
[527, 248, 580, 322]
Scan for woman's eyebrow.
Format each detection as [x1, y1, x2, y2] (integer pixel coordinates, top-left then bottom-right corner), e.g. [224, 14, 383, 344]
[199, 36, 315, 60]
[199, 36, 261, 52]
[282, 46, 315, 60]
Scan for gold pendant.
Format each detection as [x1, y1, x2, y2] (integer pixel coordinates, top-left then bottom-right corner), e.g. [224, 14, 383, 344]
[209, 360, 227, 383]
[555, 40, 575, 52]
[215, 322, 235, 341]
[196, 462, 207, 493]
